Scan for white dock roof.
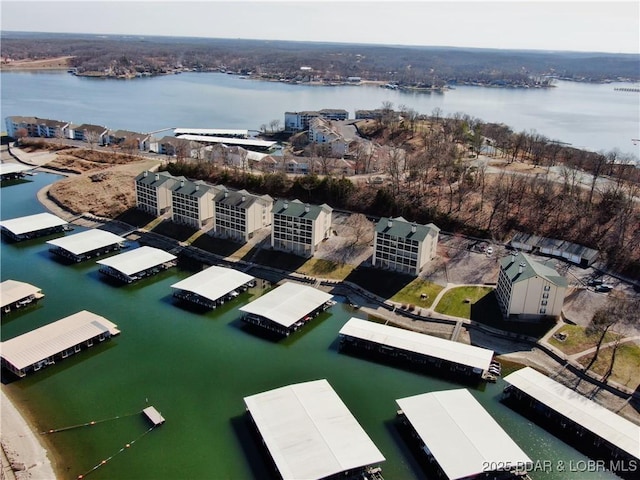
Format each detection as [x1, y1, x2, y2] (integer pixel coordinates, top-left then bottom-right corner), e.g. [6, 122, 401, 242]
[46, 229, 125, 256]
[0, 212, 67, 236]
[0, 163, 34, 175]
[96, 246, 176, 276]
[170, 265, 253, 302]
[239, 282, 333, 328]
[397, 389, 531, 480]
[339, 318, 493, 372]
[176, 134, 276, 148]
[174, 128, 248, 137]
[504, 367, 640, 459]
[244, 379, 385, 480]
[0, 310, 120, 371]
[1, 280, 42, 309]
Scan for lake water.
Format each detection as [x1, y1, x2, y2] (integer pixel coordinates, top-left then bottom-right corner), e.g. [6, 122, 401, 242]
[0, 174, 621, 479]
[1, 71, 639, 159]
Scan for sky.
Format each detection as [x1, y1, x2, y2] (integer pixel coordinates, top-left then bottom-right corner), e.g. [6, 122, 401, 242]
[2, 0, 639, 54]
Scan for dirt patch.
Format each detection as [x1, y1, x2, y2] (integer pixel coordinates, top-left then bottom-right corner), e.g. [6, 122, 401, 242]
[1, 56, 73, 70]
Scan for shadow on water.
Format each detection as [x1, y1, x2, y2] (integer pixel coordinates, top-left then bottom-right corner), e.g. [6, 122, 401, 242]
[230, 414, 278, 480]
[384, 418, 429, 480]
[1, 178, 33, 188]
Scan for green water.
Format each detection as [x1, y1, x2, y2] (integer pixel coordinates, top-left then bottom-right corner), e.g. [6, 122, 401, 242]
[1, 174, 621, 480]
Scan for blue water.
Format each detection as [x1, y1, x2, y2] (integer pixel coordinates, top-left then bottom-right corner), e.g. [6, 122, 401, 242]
[1, 71, 639, 158]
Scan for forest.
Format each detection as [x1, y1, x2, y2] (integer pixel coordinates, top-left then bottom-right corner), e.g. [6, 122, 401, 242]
[2, 31, 639, 85]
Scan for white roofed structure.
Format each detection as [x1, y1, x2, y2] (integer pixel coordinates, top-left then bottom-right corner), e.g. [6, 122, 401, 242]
[503, 367, 640, 461]
[1, 280, 44, 312]
[175, 134, 277, 151]
[239, 282, 334, 336]
[0, 310, 120, 378]
[396, 389, 531, 479]
[339, 318, 493, 378]
[0, 212, 68, 241]
[47, 229, 126, 262]
[0, 163, 35, 178]
[174, 128, 248, 138]
[171, 266, 254, 308]
[97, 246, 177, 283]
[244, 379, 385, 480]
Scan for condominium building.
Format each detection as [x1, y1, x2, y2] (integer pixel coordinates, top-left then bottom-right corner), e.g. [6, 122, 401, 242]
[134, 171, 179, 216]
[5, 116, 69, 139]
[372, 217, 440, 276]
[271, 199, 332, 257]
[284, 109, 349, 132]
[170, 178, 218, 229]
[495, 253, 568, 320]
[212, 189, 273, 242]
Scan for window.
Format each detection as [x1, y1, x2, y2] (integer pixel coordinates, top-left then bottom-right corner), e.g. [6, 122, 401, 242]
[539, 308, 547, 314]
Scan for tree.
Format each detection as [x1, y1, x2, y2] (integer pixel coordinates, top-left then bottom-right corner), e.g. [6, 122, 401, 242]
[15, 127, 28, 145]
[84, 130, 101, 150]
[343, 213, 373, 248]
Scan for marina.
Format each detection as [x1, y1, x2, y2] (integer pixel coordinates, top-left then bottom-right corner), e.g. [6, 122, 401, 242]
[0, 162, 35, 180]
[46, 229, 126, 262]
[0, 310, 120, 378]
[96, 245, 177, 283]
[0, 212, 68, 241]
[396, 388, 531, 480]
[338, 317, 494, 382]
[170, 265, 255, 309]
[239, 281, 334, 336]
[243, 379, 385, 480]
[0, 279, 44, 314]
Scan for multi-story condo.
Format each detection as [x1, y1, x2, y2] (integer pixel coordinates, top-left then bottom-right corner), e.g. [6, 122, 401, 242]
[495, 253, 568, 320]
[134, 171, 178, 216]
[5, 116, 69, 139]
[73, 124, 109, 145]
[108, 130, 151, 151]
[212, 189, 273, 242]
[284, 109, 349, 132]
[372, 217, 440, 276]
[271, 199, 332, 257]
[170, 178, 218, 229]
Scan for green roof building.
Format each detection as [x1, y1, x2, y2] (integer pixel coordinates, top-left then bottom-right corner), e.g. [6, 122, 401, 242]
[271, 199, 332, 257]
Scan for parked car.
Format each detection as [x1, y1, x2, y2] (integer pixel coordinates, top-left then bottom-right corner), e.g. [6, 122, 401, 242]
[595, 284, 613, 293]
[486, 246, 494, 255]
[587, 279, 603, 286]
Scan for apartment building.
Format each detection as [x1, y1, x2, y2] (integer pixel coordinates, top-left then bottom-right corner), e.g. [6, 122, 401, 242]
[72, 124, 109, 145]
[5, 116, 69, 139]
[134, 171, 179, 216]
[171, 178, 218, 229]
[284, 109, 349, 132]
[308, 117, 357, 158]
[212, 189, 273, 242]
[271, 199, 332, 257]
[495, 253, 568, 320]
[372, 217, 440, 276]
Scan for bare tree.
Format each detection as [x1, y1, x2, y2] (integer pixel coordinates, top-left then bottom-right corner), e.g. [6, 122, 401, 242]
[84, 130, 101, 150]
[343, 213, 374, 248]
[14, 127, 28, 145]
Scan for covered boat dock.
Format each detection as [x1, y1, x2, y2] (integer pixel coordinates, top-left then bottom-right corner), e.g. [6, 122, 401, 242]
[338, 318, 494, 381]
[396, 389, 531, 480]
[96, 246, 177, 283]
[174, 128, 248, 138]
[1, 279, 44, 314]
[0, 310, 120, 378]
[47, 229, 126, 262]
[503, 367, 640, 468]
[244, 379, 385, 480]
[170, 265, 254, 309]
[239, 282, 334, 336]
[0, 163, 35, 180]
[175, 134, 277, 152]
[0, 212, 68, 241]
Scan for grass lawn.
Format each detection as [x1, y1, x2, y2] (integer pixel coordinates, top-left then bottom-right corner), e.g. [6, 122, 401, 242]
[434, 286, 493, 319]
[296, 259, 355, 281]
[390, 278, 444, 309]
[547, 324, 623, 356]
[576, 342, 640, 390]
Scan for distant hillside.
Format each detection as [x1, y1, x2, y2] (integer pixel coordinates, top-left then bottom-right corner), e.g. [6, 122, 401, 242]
[2, 31, 638, 84]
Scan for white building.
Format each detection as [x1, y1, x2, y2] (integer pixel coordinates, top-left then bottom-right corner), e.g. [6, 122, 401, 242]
[212, 189, 273, 242]
[495, 253, 568, 320]
[170, 177, 218, 229]
[372, 217, 440, 276]
[284, 109, 349, 132]
[5, 116, 69, 139]
[308, 117, 357, 158]
[271, 199, 332, 257]
[134, 171, 179, 216]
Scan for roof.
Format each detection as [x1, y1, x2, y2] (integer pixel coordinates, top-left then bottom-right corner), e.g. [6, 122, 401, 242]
[239, 282, 333, 328]
[1, 280, 42, 308]
[96, 246, 176, 276]
[0, 212, 68, 235]
[171, 178, 215, 198]
[396, 389, 531, 480]
[339, 318, 493, 372]
[76, 124, 108, 135]
[0, 310, 120, 371]
[46, 229, 125, 256]
[499, 253, 568, 287]
[0, 163, 34, 176]
[375, 217, 439, 242]
[175, 134, 276, 149]
[174, 128, 248, 137]
[272, 199, 332, 220]
[504, 367, 640, 460]
[171, 266, 254, 302]
[135, 171, 179, 188]
[244, 379, 385, 480]
[213, 189, 272, 209]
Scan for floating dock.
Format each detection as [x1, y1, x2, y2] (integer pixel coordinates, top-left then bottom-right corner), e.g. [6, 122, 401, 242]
[142, 406, 165, 426]
[0, 212, 68, 241]
[47, 229, 126, 262]
[0, 162, 35, 180]
[170, 265, 254, 309]
[1, 279, 44, 314]
[97, 246, 177, 283]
